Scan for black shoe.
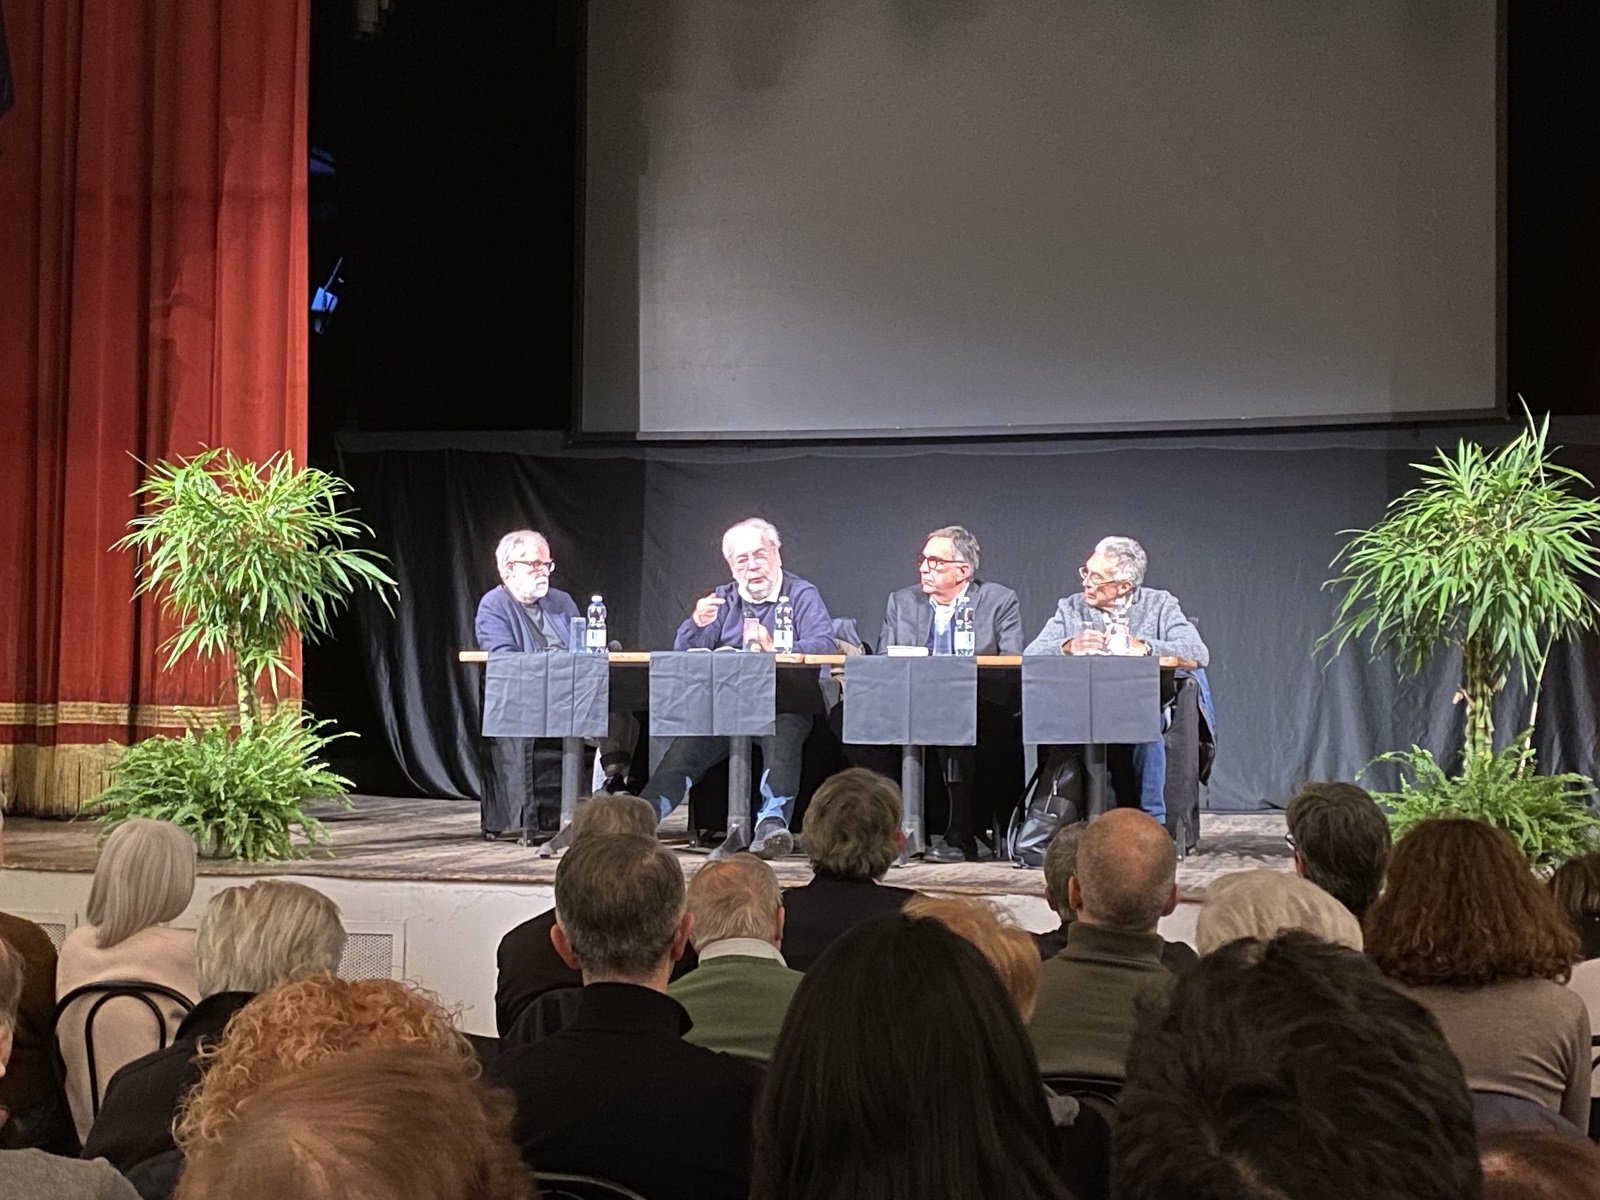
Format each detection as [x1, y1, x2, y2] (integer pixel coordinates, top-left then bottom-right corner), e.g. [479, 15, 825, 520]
[481, 830, 501, 843]
[601, 774, 632, 795]
[924, 835, 978, 864]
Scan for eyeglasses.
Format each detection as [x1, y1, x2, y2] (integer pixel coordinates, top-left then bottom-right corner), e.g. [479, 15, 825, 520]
[729, 549, 774, 571]
[917, 556, 967, 571]
[508, 560, 556, 576]
[1078, 566, 1123, 587]
[1283, 831, 1297, 851]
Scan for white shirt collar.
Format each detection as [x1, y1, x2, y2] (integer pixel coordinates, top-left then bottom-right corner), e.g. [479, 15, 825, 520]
[930, 581, 972, 627]
[736, 573, 784, 608]
[696, 936, 788, 965]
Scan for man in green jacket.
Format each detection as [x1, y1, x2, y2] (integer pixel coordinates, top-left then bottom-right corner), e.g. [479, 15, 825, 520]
[669, 854, 802, 1064]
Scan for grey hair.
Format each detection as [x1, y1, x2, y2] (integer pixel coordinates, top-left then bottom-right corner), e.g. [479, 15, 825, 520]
[1095, 536, 1147, 587]
[926, 525, 980, 573]
[494, 529, 550, 574]
[721, 518, 782, 561]
[555, 834, 685, 979]
[1042, 823, 1087, 923]
[196, 881, 347, 996]
[685, 853, 782, 946]
[0, 938, 23, 1031]
[570, 793, 660, 842]
[87, 819, 198, 949]
[802, 768, 903, 880]
[1196, 869, 1365, 955]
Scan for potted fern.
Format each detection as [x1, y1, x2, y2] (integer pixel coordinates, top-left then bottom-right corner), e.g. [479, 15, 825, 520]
[1321, 407, 1600, 868]
[96, 449, 396, 861]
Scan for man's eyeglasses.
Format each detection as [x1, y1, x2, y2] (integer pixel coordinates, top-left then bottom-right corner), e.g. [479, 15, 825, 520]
[1283, 831, 1297, 851]
[1079, 566, 1123, 587]
[730, 550, 774, 571]
[509, 560, 556, 576]
[917, 556, 967, 571]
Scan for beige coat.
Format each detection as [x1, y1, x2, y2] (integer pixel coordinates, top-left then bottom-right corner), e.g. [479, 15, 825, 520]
[56, 925, 199, 1142]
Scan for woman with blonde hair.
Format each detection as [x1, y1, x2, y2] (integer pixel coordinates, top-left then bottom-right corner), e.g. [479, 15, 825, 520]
[82, 881, 347, 1179]
[1195, 869, 1365, 955]
[57, 818, 200, 1140]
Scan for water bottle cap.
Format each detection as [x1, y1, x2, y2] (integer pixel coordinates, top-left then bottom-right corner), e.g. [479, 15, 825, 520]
[591, 594, 603, 602]
[779, 595, 790, 603]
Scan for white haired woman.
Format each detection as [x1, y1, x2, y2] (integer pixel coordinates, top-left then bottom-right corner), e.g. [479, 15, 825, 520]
[1195, 869, 1364, 956]
[82, 881, 346, 1191]
[57, 819, 200, 1140]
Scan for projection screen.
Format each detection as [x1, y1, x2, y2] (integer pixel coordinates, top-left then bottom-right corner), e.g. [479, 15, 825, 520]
[579, 0, 1501, 439]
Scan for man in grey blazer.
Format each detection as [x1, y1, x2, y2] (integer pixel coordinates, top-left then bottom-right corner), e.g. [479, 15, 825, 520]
[877, 526, 1025, 862]
[1025, 535, 1209, 824]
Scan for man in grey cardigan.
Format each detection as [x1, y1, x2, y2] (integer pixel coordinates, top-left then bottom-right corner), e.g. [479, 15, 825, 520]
[1025, 536, 1208, 824]
[878, 525, 1024, 862]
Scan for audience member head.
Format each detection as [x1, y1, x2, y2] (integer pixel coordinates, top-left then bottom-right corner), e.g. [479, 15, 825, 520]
[552, 833, 690, 985]
[196, 881, 347, 997]
[1479, 1128, 1600, 1200]
[1366, 818, 1581, 987]
[753, 914, 1070, 1200]
[1548, 850, 1600, 960]
[1114, 932, 1481, 1200]
[1195, 869, 1364, 955]
[801, 768, 904, 881]
[903, 895, 1042, 1021]
[175, 973, 472, 1153]
[570, 791, 660, 841]
[86, 818, 197, 949]
[174, 1047, 532, 1200]
[0, 936, 22, 1072]
[686, 853, 784, 951]
[1069, 808, 1177, 933]
[1041, 823, 1086, 926]
[1284, 781, 1391, 922]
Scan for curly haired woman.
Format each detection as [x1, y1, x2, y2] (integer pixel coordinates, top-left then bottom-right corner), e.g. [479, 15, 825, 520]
[1365, 819, 1589, 1129]
[174, 973, 475, 1153]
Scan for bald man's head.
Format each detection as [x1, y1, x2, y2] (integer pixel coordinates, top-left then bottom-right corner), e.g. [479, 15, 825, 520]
[1070, 809, 1179, 933]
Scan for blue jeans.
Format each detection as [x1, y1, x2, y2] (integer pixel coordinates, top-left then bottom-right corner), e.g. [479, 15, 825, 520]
[641, 712, 811, 826]
[1128, 738, 1167, 825]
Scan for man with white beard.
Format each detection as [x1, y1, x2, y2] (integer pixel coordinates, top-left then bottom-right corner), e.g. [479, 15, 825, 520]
[640, 518, 836, 860]
[476, 529, 582, 654]
[474, 529, 586, 840]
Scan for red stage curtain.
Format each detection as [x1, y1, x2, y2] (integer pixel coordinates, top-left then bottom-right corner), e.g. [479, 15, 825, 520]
[0, 0, 308, 815]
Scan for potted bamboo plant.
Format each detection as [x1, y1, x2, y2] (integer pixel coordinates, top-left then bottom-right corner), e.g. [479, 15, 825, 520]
[95, 449, 396, 861]
[1321, 408, 1600, 868]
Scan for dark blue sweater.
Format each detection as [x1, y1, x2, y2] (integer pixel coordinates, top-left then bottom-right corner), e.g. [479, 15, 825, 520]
[673, 572, 835, 654]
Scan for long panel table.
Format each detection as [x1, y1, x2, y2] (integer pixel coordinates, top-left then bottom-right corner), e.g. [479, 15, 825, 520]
[458, 650, 1190, 855]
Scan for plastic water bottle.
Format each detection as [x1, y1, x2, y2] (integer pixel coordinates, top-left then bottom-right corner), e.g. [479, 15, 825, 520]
[586, 595, 608, 654]
[954, 595, 976, 656]
[773, 595, 795, 653]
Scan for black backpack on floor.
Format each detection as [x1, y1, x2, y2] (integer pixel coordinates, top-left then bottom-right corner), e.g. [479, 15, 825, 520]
[1005, 748, 1085, 868]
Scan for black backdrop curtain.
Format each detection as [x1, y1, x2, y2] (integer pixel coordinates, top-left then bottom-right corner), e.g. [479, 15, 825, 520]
[337, 421, 1600, 811]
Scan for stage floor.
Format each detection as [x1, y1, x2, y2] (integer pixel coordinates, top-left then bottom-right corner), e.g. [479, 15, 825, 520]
[1, 796, 1289, 900]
